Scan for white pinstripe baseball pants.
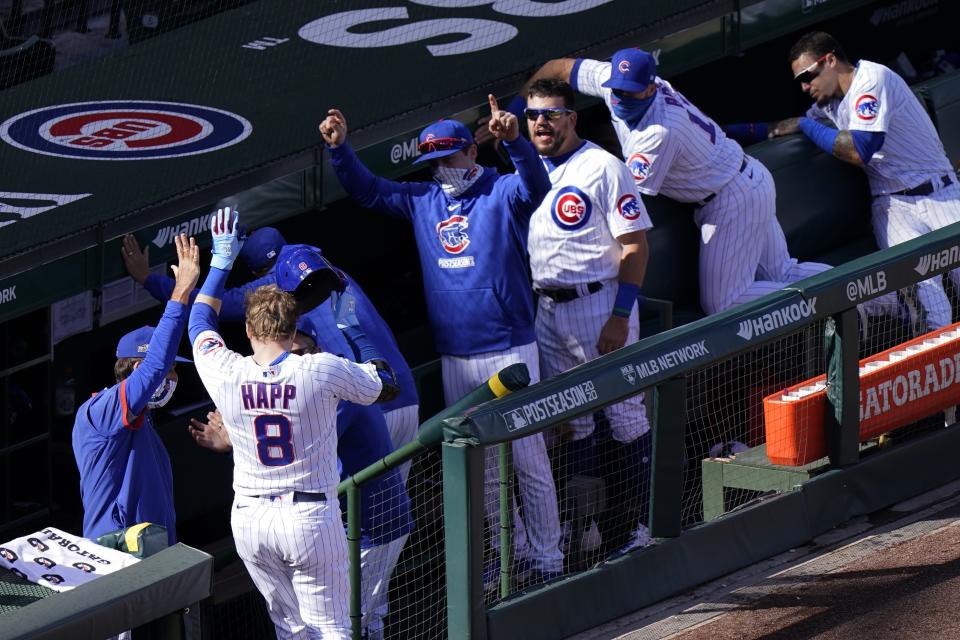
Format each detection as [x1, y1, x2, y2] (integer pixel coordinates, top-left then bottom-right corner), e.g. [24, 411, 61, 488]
[535, 281, 648, 443]
[231, 494, 350, 639]
[872, 182, 960, 329]
[442, 342, 564, 573]
[696, 156, 834, 314]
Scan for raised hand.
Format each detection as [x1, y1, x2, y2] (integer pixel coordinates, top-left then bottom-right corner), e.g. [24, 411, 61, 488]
[319, 108, 348, 147]
[188, 409, 233, 453]
[487, 94, 519, 142]
[170, 233, 200, 304]
[121, 234, 150, 284]
[209, 206, 244, 271]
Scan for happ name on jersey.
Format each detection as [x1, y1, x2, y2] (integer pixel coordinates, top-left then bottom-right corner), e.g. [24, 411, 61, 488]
[241, 383, 297, 410]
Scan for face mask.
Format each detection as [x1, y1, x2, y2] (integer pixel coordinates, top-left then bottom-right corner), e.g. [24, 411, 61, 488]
[147, 378, 177, 409]
[433, 164, 484, 198]
[612, 92, 655, 128]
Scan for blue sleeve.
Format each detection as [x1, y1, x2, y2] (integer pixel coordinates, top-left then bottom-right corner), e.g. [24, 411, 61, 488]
[850, 130, 885, 165]
[188, 267, 230, 344]
[721, 122, 769, 146]
[328, 143, 417, 221]
[799, 117, 839, 156]
[142, 274, 175, 303]
[501, 136, 551, 217]
[123, 301, 188, 419]
[220, 272, 277, 322]
[569, 58, 584, 92]
[341, 325, 382, 363]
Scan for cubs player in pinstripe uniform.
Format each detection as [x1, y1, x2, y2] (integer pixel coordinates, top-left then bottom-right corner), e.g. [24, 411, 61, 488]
[526, 49, 834, 315]
[320, 101, 564, 582]
[525, 78, 654, 552]
[189, 208, 395, 639]
[771, 31, 960, 331]
[126, 228, 422, 474]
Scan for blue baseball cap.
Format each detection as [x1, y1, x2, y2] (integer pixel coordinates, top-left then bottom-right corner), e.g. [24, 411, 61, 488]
[275, 244, 345, 312]
[238, 227, 286, 273]
[413, 120, 474, 164]
[116, 326, 191, 362]
[602, 48, 657, 93]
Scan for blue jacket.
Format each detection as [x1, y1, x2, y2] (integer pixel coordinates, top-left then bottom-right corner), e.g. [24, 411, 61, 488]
[336, 401, 414, 547]
[144, 252, 417, 411]
[328, 137, 550, 356]
[72, 301, 186, 546]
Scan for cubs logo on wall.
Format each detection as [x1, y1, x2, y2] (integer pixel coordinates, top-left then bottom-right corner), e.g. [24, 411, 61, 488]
[0, 101, 252, 160]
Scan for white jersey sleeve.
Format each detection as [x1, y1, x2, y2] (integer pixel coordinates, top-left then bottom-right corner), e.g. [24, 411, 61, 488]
[604, 157, 653, 238]
[623, 122, 679, 197]
[192, 329, 245, 388]
[299, 353, 382, 406]
[845, 63, 888, 133]
[572, 58, 612, 102]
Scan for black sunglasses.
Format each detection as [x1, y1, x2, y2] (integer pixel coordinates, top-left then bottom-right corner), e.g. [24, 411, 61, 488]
[794, 52, 832, 84]
[524, 107, 572, 121]
[418, 137, 468, 153]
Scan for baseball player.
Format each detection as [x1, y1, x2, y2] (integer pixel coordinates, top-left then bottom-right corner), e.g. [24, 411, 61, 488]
[770, 31, 960, 330]
[320, 101, 564, 581]
[125, 229, 421, 482]
[188, 208, 396, 639]
[524, 49, 836, 315]
[72, 233, 198, 546]
[191, 314, 413, 640]
[525, 79, 654, 552]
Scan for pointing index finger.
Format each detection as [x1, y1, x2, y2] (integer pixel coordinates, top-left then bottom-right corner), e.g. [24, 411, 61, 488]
[488, 94, 500, 114]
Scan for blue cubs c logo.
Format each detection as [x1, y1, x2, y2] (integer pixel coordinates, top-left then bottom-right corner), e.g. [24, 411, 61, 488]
[617, 194, 642, 220]
[437, 214, 470, 254]
[627, 153, 651, 182]
[0, 101, 251, 160]
[551, 186, 591, 230]
[855, 94, 879, 121]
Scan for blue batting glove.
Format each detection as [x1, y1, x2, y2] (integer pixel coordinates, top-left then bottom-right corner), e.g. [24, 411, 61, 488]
[210, 206, 245, 271]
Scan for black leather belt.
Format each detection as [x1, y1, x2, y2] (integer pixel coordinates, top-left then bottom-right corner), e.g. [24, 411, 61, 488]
[535, 281, 603, 303]
[260, 491, 327, 502]
[698, 156, 749, 206]
[887, 173, 953, 198]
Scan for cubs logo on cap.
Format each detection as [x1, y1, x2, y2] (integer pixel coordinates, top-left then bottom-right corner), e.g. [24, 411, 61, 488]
[602, 48, 657, 93]
[436, 215, 470, 254]
[627, 153, 652, 182]
[855, 94, 879, 121]
[617, 194, 643, 220]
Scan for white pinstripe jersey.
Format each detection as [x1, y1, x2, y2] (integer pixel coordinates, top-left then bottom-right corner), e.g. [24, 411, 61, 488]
[805, 59, 953, 196]
[529, 140, 652, 288]
[574, 58, 743, 202]
[192, 330, 382, 497]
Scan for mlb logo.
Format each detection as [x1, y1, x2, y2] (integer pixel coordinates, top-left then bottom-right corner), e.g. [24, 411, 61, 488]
[621, 364, 637, 385]
[503, 409, 528, 432]
[298, 261, 309, 271]
[627, 153, 651, 182]
[855, 94, 879, 121]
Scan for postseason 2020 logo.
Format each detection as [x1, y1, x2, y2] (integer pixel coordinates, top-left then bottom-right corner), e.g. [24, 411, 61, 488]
[0, 101, 252, 160]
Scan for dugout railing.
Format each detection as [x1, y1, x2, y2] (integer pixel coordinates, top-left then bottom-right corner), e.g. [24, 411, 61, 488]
[435, 219, 960, 640]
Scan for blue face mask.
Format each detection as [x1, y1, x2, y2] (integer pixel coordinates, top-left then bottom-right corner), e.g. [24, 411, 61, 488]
[612, 92, 654, 128]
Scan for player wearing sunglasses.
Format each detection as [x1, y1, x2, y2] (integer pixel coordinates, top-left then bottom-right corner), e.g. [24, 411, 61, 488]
[521, 47, 834, 316]
[771, 31, 960, 332]
[319, 100, 565, 588]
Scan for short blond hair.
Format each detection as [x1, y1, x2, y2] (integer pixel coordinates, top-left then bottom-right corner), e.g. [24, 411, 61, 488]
[245, 285, 298, 342]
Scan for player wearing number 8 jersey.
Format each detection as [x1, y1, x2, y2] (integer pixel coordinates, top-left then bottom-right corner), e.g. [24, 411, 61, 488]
[189, 208, 392, 639]
[526, 48, 833, 314]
